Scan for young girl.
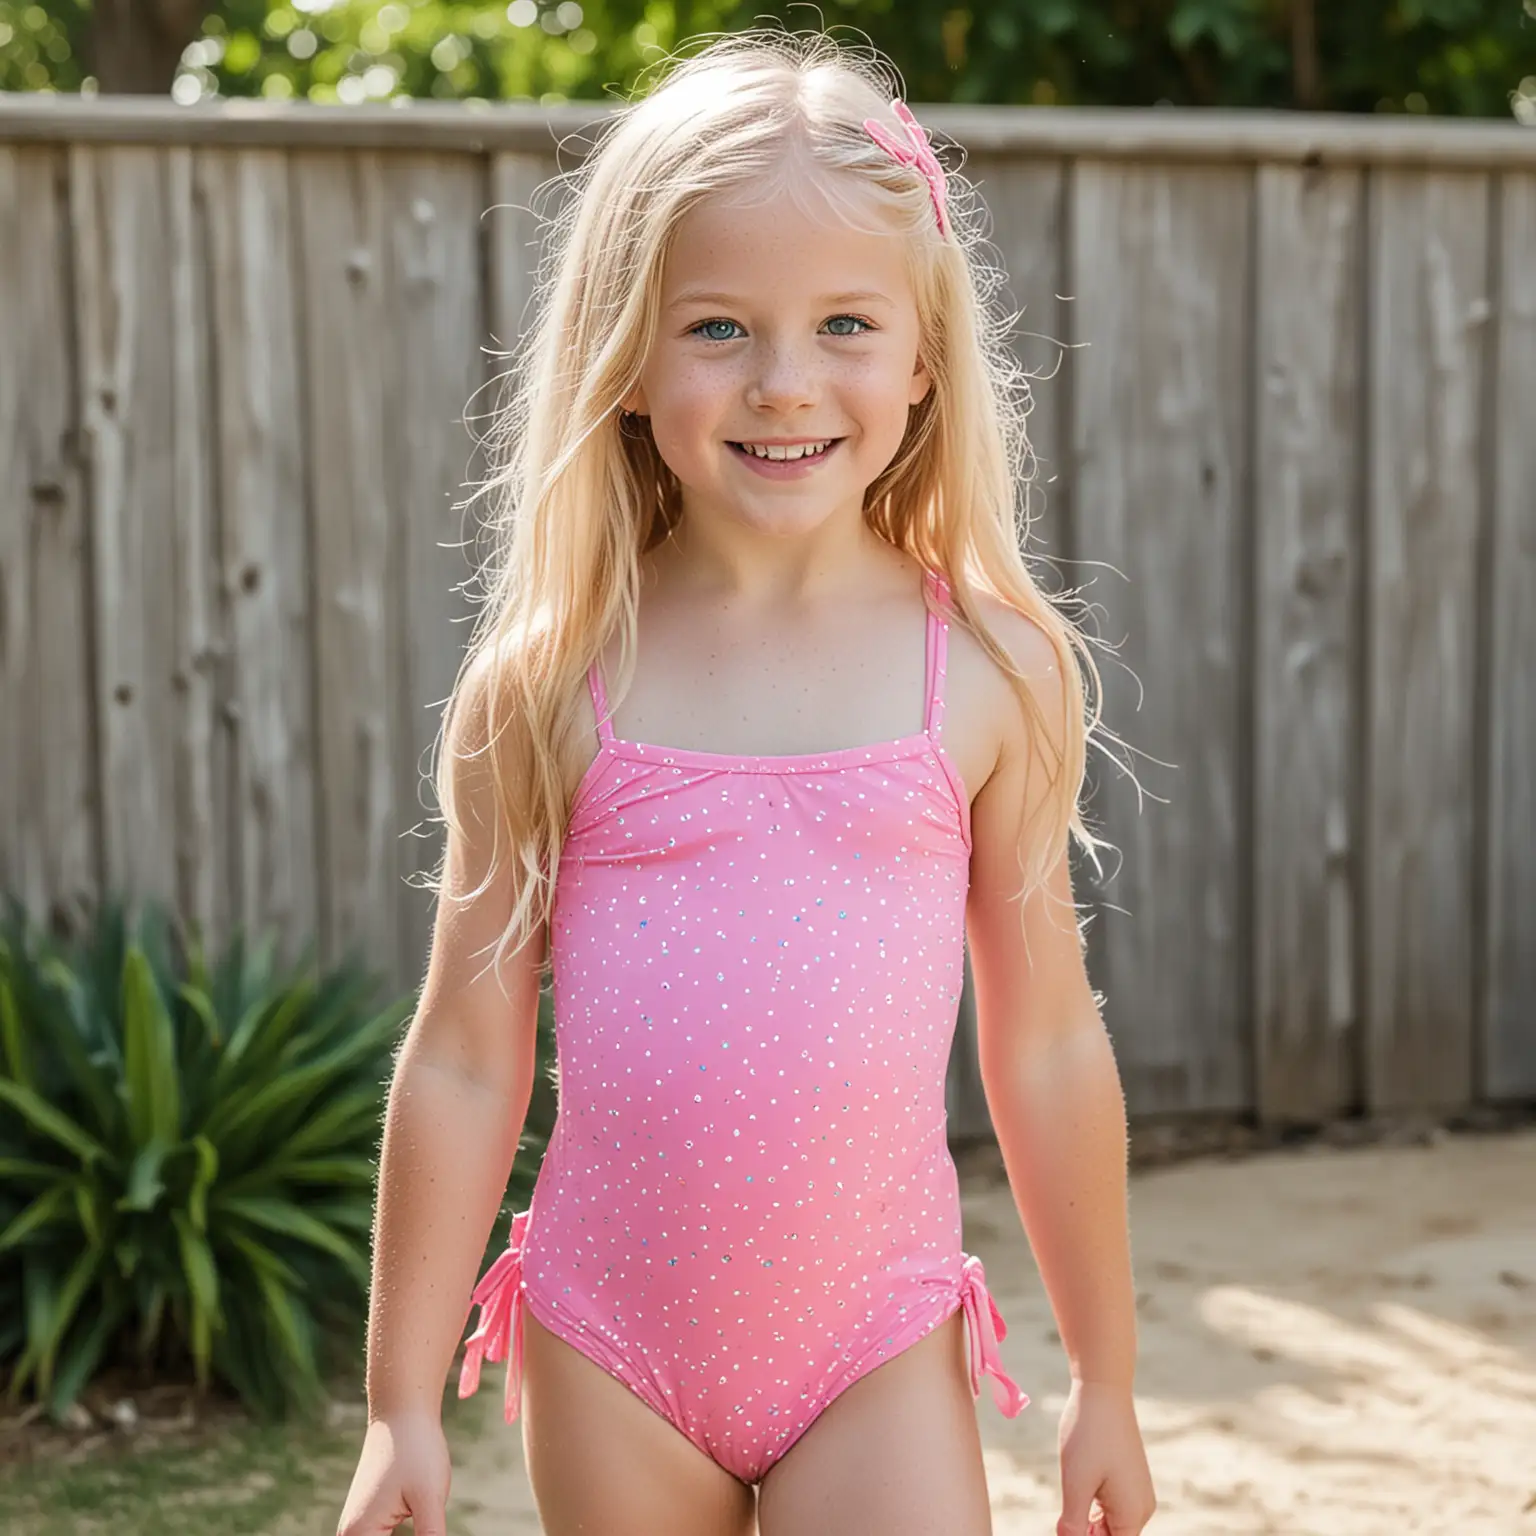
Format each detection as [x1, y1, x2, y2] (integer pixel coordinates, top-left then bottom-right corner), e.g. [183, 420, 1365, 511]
[338, 29, 1154, 1536]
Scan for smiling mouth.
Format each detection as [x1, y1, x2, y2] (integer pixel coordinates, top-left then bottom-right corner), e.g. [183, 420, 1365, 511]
[728, 438, 844, 463]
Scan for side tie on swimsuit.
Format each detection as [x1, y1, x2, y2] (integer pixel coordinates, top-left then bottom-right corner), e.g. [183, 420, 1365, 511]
[959, 1254, 1029, 1415]
[458, 1209, 529, 1424]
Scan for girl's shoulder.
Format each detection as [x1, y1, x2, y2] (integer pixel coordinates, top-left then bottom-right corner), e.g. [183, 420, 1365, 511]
[944, 588, 1072, 799]
[444, 631, 600, 840]
[948, 588, 1066, 721]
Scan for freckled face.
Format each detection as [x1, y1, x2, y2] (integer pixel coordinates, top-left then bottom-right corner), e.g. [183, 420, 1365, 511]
[624, 182, 932, 540]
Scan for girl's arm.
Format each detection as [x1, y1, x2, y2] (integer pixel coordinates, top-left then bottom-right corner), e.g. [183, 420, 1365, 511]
[964, 610, 1155, 1534]
[339, 657, 544, 1534]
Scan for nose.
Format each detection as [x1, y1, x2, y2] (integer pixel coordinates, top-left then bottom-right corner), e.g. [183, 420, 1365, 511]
[745, 337, 821, 414]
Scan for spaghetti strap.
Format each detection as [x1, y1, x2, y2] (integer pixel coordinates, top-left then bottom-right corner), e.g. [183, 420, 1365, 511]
[587, 658, 615, 744]
[923, 569, 952, 740]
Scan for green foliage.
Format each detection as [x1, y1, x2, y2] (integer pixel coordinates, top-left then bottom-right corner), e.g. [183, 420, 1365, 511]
[0, 896, 413, 1421]
[1, 0, 1531, 118]
[0, 0, 89, 93]
[186, 0, 672, 105]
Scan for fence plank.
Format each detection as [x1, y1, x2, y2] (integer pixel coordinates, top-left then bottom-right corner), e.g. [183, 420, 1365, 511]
[978, 158, 1070, 578]
[485, 150, 560, 496]
[198, 148, 319, 960]
[1070, 162, 1252, 1116]
[293, 151, 399, 972]
[1364, 169, 1489, 1113]
[0, 147, 96, 927]
[71, 146, 219, 928]
[165, 147, 225, 947]
[384, 155, 487, 989]
[1252, 165, 1364, 1123]
[945, 158, 1067, 1140]
[1485, 172, 1536, 1100]
[487, 154, 556, 368]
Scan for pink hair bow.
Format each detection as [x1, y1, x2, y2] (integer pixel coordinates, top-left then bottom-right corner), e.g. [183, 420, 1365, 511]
[862, 98, 951, 239]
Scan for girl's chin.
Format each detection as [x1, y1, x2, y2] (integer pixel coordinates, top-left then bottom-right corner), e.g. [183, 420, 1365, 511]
[723, 496, 869, 539]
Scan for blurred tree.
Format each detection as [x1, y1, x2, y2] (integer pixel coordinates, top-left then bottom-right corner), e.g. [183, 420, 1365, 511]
[0, 0, 1530, 119]
[1, 0, 208, 91]
[90, 0, 211, 90]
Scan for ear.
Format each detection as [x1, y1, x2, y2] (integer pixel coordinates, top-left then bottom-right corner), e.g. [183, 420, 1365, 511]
[621, 384, 650, 415]
[909, 356, 932, 408]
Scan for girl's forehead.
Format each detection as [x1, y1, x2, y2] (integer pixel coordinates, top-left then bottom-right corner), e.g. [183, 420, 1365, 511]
[690, 159, 894, 239]
[663, 184, 912, 302]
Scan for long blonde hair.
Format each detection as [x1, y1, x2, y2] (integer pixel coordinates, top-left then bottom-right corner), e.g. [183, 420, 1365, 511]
[436, 28, 1116, 973]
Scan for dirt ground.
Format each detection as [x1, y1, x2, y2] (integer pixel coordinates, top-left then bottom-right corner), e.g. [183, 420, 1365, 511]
[442, 1128, 1536, 1536]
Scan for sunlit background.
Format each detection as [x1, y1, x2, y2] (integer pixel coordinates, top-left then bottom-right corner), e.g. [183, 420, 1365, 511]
[1, 0, 1534, 119]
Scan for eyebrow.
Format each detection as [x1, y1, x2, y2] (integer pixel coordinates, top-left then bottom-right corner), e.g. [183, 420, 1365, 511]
[666, 288, 897, 310]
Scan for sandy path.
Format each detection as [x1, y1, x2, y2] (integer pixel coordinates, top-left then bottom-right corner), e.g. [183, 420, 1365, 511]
[445, 1129, 1536, 1535]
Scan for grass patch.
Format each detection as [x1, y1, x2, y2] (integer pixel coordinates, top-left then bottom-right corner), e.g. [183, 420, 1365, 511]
[1, 1376, 489, 1536]
[4, 1414, 349, 1534]
[4, 1418, 354, 1536]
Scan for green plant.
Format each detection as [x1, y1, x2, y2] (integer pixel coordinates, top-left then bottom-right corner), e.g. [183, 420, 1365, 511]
[0, 897, 412, 1422]
[7, 0, 1533, 120]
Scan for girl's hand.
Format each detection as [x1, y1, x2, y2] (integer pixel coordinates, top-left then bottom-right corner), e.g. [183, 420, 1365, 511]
[1056, 1380, 1157, 1536]
[337, 1411, 452, 1536]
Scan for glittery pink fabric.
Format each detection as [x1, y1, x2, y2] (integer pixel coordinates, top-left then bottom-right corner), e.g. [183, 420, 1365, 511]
[458, 568, 1028, 1483]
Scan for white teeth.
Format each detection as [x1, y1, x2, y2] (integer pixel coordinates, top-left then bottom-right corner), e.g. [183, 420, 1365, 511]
[739, 440, 833, 461]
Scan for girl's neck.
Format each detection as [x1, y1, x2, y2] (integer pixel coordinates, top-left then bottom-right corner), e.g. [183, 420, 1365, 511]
[646, 513, 899, 605]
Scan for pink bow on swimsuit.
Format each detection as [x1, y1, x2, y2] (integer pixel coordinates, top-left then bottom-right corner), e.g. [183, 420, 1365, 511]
[458, 1209, 530, 1424]
[960, 1254, 1030, 1415]
[862, 98, 951, 239]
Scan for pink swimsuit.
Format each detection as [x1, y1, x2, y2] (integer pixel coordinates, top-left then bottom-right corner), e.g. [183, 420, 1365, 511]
[458, 568, 1028, 1484]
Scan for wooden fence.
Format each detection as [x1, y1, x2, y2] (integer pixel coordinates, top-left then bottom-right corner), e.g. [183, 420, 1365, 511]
[1, 97, 1532, 1131]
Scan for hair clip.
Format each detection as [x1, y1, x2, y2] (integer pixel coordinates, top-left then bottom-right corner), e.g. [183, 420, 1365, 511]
[862, 98, 951, 240]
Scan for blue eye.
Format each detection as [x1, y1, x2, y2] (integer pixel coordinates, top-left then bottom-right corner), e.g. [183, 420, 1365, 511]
[688, 314, 876, 343]
[693, 318, 743, 342]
